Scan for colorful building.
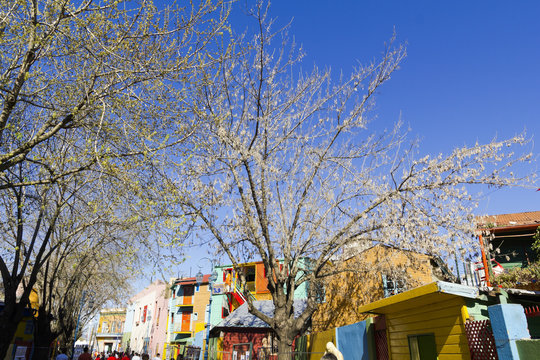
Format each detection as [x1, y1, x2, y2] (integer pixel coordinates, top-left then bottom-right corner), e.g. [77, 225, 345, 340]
[128, 280, 169, 357]
[357, 281, 540, 360]
[0, 289, 39, 360]
[96, 308, 126, 354]
[311, 243, 454, 332]
[165, 275, 212, 360]
[209, 260, 310, 329]
[208, 300, 307, 360]
[476, 211, 540, 286]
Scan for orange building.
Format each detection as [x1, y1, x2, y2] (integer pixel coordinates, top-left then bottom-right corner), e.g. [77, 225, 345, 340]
[312, 243, 454, 332]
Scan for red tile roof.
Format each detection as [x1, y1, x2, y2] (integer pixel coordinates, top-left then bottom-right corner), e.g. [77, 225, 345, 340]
[476, 211, 540, 228]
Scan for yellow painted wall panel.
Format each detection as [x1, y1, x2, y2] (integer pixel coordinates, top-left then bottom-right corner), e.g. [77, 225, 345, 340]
[388, 315, 461, 333]
[388, 297, 465, 321]
[386, 298, 469, 360]
[439, 354, 470, 360]
[307, 329, 336, 360]
[390, 334, 467, 349]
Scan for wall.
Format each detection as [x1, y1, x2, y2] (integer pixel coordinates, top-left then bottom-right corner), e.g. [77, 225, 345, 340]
[129, 281, 168, 355]
[306, 329, 335, 360]
[221, 329, 268, 360]
[312, 245, 435, 332]
[336, 321, 369, 360]
[384, 296, 470, 360]
[516, 339, 540, 359]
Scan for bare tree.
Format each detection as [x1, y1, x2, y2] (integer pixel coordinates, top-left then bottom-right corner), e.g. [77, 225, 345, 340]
[171, 3, 534, 357]
[0, 0, 228, 357]
[0, 0, 228, 189]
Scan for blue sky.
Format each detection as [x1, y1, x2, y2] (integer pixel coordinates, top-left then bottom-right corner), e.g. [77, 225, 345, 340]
[226, 0, 539, 215]
[145, 1, 540, 281]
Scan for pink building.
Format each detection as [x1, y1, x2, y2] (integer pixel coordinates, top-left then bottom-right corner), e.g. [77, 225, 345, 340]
[128, 280, 170, 357]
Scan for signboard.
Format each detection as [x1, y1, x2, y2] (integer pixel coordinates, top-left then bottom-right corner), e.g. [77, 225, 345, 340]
[73, 345, 85, 359]
[14, 346, 27, 360]
[212, 283, 225, 295]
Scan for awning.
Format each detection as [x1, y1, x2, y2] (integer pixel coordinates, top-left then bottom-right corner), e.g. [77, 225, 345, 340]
[357, 281, 479, 314]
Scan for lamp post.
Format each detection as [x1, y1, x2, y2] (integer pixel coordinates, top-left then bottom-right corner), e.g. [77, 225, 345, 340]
[196, 258, 217, 360]
[72, 290, 94, 360]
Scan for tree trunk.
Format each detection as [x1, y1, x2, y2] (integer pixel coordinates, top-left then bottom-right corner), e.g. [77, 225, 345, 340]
[276, 333, 295, 360]
[32, 308, 56, 360]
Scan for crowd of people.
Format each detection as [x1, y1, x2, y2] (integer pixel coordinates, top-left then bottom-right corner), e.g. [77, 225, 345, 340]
[56, 347, 162, 360]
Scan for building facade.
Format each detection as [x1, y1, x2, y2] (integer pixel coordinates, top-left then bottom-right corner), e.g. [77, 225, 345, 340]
[128, 280, 169, 357]
[165, 275, 212, 360]
[96, 308, 126, 354]
[209, 260, 309, 329]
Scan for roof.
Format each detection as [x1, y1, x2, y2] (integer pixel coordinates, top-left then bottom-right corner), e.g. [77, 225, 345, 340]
[173, 274, 211, 286]
[213, 299, 307, 329]
[357, 281, 478, 314]
[476, 211, 540, 229]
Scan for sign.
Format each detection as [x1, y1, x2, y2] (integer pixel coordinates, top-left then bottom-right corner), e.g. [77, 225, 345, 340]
[73, 345, 85, 359]
[14, 346, 27, 360]
[212, 283, 225, 295]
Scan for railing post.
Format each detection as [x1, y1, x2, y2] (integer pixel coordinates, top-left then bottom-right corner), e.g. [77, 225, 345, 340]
[488, 304, 530, 359]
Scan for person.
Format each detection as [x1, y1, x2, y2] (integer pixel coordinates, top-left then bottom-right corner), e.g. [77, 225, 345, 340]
[142, 354, 149, 360]
[107, 353, 117, 360]
[121, 352, 130, 360]
[321, 354, 337, 360]
[78, 347, 92, 360]
[322, 343, 343, 360]
[132, 353, 141, 360]
[153, 353, 160, 360]
[56, 348, 69, 360]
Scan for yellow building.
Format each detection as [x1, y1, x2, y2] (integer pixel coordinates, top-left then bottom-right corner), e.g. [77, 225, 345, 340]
[357, 281, 477, 360]
[312, 244, 454, 332]
[96, 308, 126, 354]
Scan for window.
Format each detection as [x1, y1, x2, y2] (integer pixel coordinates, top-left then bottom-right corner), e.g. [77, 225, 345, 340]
[142, 305, 148, 322]
[157, 308, 161, 326]
[408, 334, 437, 360]
[171, 313, 174, 323]
[193, 312, 198, 321]
[196, 284, 200, 292]
[382, 274, 406, 298]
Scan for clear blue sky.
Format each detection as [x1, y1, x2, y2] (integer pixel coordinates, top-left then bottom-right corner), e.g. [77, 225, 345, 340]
[225, 0, 539, 215]
[146, 0, 540, 282]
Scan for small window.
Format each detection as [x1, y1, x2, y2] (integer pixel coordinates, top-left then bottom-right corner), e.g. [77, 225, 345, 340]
[196, 284, 200, 292]
[382, 274, 407, 298]
[408, 334, 437, 360]
[193, 312, 198, 320]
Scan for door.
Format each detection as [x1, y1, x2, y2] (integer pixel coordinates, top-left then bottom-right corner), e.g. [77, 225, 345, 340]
[181, 311, 192, 332]
[183, 285, 194, 305]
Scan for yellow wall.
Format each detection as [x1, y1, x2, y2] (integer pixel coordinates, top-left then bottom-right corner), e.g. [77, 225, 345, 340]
[313, 245, 436, 332]
[98, 311, 126, 334]
[385, 296, 470, 360]
[306, 329, 336, 360]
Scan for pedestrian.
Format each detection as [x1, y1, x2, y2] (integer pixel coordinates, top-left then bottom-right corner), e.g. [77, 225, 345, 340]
[78, 347, 92, 360]
[132, 353, 142, 360]
[121, 352, 130, 360]
[56, 348, 69, 360]
[107, 353, 116, 360]
[153, 353, 160, 360]
[142, 354, 149, 360]
[95, 353, 101, 360]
